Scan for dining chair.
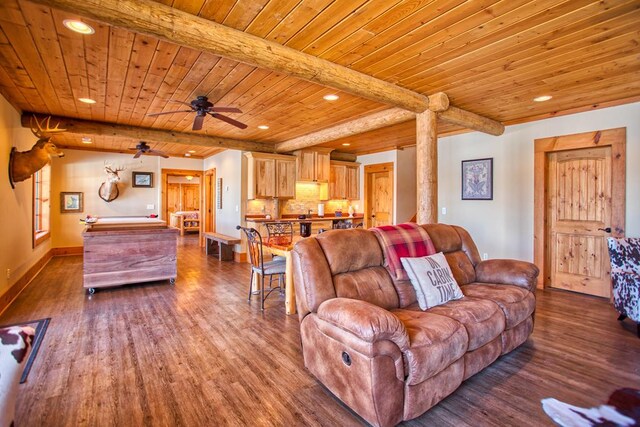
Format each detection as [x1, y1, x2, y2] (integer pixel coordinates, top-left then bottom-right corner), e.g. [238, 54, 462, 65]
[236, 225, 286, 310]
[265, 222, 293, 262]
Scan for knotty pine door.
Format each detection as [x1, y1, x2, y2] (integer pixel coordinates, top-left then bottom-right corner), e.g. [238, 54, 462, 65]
[547, 147, 612, 297]
[365, 163, 393, 228]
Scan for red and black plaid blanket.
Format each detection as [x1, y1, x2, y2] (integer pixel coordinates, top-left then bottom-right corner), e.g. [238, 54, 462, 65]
[370, 223, 436, 281]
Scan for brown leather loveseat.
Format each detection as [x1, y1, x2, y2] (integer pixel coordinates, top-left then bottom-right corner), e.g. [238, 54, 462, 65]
[292, 224, 538, 426]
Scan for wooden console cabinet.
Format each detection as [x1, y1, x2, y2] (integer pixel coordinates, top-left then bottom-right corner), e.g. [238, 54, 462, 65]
[82, 218, 178, 293]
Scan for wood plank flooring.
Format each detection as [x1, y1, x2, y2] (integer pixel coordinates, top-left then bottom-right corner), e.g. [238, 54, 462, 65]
[2, 235, 638, 426]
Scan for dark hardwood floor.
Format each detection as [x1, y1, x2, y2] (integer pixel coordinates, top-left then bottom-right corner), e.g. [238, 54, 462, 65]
[2, 235, 638, 426]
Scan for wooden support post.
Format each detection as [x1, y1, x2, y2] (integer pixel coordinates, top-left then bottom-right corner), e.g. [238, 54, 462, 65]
[416, 110, 438, 224]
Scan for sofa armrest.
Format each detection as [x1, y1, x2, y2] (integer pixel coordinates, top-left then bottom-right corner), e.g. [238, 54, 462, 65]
[475, 259, 539, 292]
[317, 298, 409, 351]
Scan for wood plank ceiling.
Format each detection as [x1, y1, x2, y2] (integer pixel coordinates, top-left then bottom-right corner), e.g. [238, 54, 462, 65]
[0, 0, 638, 158]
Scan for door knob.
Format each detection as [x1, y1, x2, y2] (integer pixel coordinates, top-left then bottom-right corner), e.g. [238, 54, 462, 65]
[598, 227, 612, 233]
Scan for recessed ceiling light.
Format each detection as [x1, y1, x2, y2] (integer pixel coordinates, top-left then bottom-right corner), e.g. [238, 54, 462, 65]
[533, 95, 552, 102]
[257, 125, 269, 130]
[323, 94, 339, 101]
[184, 153, 192, 157]
[81, 137, 92, 144]
[188, 150, 196, 153]
[63, 19, 95, 35]
[342, 143, 351, 146]
[78, 97, 96, 104]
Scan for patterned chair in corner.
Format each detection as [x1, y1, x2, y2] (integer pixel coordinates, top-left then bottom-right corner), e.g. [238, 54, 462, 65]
[607, 237, 640, 337]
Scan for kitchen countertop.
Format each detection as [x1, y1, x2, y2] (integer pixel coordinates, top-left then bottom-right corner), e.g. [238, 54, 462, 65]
[246, 215, 364, 223]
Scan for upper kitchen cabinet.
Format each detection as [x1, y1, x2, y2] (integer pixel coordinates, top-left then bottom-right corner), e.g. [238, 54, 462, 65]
[245, 152, 296, 199]
[330, 160, 360, 200]
[294, 148, 332, 182]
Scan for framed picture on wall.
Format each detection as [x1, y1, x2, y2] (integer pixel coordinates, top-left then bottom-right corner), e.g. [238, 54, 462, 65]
[132, 172, 153, 188]
[60, 192, 83, 213]
[461, 158, 493, 200]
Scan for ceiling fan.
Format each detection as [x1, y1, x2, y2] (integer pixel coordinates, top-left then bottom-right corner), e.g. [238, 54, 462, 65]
[130, 141, 169, 159]
[146, 95, 248, 131]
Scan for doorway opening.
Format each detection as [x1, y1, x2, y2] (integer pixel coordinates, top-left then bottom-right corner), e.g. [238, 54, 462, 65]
[161, 168, 204, 243]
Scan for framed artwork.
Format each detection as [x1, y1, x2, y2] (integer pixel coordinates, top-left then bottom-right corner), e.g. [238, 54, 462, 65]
[60, 192, 83, 213]
[461, 158, 493, 200]
[132, 172, 153, 188]
[216, 178, 223, 209]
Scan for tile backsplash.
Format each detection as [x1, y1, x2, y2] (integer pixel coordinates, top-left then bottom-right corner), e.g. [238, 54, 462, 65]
[246, 182, 359, 217]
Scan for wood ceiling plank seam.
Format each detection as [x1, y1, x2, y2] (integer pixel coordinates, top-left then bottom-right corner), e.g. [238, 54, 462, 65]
[197, 0, 238, 23]
[116, 33, 160, 124]
[0, 29, 48, 112]
[243, 0, 302, 39]
[209, 68, 279, 111]
[0, 0, 27, 26]
[104, 27, 136, 122]
[171, 60, 255, 133]
[222, 0, 271, 32]
[360, 0, 545, 79]
[128, 40, 181, 125]
[300, 0, 404, 57]
[23, 4, 78, 115]
[322, 0, 466, 65]
[542, 54, 640, 87]
[422, 25, 640, 94]
[262, 0, 335, 46]
[0, 63, 30, 107]
[0, 15, 63, 114]
[284, 0, 369, 51]
[169, 0, 206, 16]
[82, 21, 111, 121]
[390, 0, 637, 86]
[144, 48, 215, 129]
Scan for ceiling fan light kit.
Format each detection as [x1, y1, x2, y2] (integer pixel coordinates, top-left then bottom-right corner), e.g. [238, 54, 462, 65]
[147, 95, 247, 131]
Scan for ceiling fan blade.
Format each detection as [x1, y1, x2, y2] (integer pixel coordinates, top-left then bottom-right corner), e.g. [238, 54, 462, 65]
[192, 114, 205, 131]
[209, 107, 242, 113]
[146, 109, 193, 117]
[133, 151, 143, 159]
[210, 113, 248, 129]
[169, 100, 194, 107]
[149, 149, 169, 159]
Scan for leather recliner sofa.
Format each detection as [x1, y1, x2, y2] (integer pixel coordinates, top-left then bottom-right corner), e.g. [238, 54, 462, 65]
[292, 224, 538, 426]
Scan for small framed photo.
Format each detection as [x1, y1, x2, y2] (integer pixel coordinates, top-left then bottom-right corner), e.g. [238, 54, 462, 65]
[462, 158, 493, 200]
[132, 172, 153, 188]
[60, 192, 83, 213]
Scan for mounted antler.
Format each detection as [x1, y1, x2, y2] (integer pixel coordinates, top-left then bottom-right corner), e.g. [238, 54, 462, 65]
[9, 115, 66, 188]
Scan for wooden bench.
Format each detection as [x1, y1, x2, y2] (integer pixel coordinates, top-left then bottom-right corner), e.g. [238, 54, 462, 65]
[204, 232, 241, 261]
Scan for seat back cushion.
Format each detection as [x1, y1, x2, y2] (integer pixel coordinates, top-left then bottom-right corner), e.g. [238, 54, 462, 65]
[422, 224, 480, 286]
[317, 229, 399, 310]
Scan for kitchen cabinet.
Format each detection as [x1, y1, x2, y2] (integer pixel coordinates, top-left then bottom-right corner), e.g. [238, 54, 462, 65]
[245, 152, 296, 199]
[330, 160, 360, 200]
[294, 148, 332, 182]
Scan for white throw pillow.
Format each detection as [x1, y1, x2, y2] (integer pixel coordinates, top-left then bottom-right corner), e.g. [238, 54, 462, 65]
[400, 252, 464, 310]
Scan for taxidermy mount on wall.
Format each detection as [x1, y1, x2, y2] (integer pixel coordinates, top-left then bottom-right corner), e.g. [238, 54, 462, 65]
[9, 115, 66, 188]
[98, 163, 125, 202]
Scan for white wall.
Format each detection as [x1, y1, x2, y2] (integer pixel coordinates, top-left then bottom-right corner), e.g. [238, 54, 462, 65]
[203, 150, 244, 238]
[439, 102, 640, 262]
[51, 150, 203, 247]
[0, 95, 52, 297]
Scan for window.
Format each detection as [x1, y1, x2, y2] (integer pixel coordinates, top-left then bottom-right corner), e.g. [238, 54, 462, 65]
[33, 164, 51, 247]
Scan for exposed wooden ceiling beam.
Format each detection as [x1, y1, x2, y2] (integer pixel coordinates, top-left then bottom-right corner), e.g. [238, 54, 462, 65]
[438, 106, 505, 136]
[275, 108, 415, 153]
[31, 0, 430, 113]
[21, 113, 275, 153]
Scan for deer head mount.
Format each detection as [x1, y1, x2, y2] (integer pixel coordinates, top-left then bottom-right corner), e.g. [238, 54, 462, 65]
[9, 115, 66, 188]
[98, 163, 124, 202]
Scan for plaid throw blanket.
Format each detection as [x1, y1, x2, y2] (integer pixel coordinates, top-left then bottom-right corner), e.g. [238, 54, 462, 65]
[371, 223, 436, 281]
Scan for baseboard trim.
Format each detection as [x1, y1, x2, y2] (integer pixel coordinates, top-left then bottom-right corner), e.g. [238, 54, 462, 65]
[0, 249, 53, 316]
[52, 246, 83, 256]
[234, 252, 247, 263]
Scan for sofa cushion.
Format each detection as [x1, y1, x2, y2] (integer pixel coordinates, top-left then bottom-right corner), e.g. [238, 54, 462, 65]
[391, 308, 468, 385]
[426, 297, 505, 351]
[401, 252, 464, 310]
[333, 266, 399, 310]
[461, 283, 536, 329]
